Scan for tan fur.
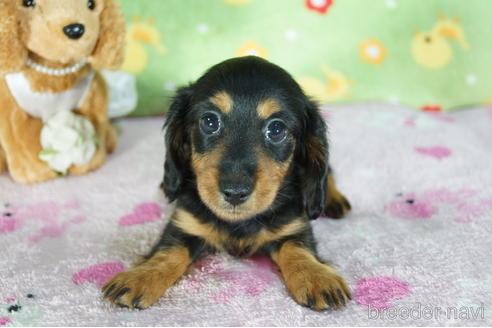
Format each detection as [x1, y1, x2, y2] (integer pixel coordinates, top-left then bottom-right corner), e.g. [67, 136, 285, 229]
[0, 79, 57, 183]
[0, 0, 27, 73]
[191, 144, 224, 216]
[210, 91, 233, 114]
[191, 145, 293, 222]
[325, 173, 351, 218]
[253, 148, 293, 215]
[69, 72, 117, 175]
[0, 139, 7, 173]
[18, 0, 102, 64]
[257, 98, 281, 119]
[173, 208, 306, 256]
[102, 246, 191, 309]
[0, 0, 124, 183]
[272, 241, 351, 311]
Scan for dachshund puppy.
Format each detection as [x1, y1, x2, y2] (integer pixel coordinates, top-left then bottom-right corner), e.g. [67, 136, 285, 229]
[103, 56, 352, 311]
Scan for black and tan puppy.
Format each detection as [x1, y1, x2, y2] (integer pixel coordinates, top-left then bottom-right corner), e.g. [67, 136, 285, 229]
[103, 56, 352, 311]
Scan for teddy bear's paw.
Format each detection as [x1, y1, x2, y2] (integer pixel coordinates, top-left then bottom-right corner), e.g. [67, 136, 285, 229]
[69, 150, 106, 176]
[9, 162, 58, 184]
[105, 125, 118, 154]
[0, 150, 6, 173]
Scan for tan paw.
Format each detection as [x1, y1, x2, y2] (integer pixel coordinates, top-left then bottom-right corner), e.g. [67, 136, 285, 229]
[324, 174, 351, 219]
[105, 125, 118, 154]
[102, 247, 190, 309]
[102, 268, 170, 310]
[284, 262, 351, 311]
[324, 192, 351, 219]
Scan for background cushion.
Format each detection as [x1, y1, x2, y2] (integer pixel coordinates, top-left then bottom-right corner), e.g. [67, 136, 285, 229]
[118, 0, 492, 116]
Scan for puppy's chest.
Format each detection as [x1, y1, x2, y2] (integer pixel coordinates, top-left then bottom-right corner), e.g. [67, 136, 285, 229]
[173, 209, 305, 257]
[218, 233, 263, 257]
[198, 224, 267, 257]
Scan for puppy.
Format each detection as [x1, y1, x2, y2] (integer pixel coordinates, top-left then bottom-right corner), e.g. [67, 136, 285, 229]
[103, 56, 352, 311]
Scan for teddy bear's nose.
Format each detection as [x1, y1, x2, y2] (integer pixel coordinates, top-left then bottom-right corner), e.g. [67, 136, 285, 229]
[63, 23, 85, 39]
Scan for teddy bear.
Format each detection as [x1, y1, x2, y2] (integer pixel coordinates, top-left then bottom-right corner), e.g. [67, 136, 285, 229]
[0, 0, 125, 183]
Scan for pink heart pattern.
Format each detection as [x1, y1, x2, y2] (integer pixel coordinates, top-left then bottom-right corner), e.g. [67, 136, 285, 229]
[72, 262, 125, 288]
[118, 202, 162, 226]
[354, 276, 412, 309]
[415, 146, 452, 159]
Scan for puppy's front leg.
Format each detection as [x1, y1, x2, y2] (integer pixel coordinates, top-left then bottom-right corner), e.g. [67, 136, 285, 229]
[102, 221, 204, 309]
[271, 240, 351, 311]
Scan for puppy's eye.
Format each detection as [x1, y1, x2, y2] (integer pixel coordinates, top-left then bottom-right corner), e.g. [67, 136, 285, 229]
[88, 0, 96, 10]
[22, 0, 36, 7]
[265, 119, 287, 144]
[200, 113, 221, 135]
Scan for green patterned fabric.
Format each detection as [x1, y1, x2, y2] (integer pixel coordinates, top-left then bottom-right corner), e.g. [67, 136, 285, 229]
[118, 0, 492, 116]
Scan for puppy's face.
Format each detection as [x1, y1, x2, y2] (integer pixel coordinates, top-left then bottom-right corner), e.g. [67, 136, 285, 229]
[17, 0, 104, 63]
[163, 57, 330, 222]
[189, 89, 299, 221]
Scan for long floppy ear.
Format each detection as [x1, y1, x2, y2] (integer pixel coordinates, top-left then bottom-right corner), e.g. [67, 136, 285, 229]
[90, 0, 126, 70]
[161, 86, 194, 202]
[0, 0, 27, 73]
[297, 98, 330, 220]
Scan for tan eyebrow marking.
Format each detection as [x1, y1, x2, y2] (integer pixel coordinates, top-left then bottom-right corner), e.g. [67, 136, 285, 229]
[209, 91, 233, 113]
[257, 98, 281, 119]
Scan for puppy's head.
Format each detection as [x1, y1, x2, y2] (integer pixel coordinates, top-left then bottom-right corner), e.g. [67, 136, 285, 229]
[0, 0, 124, 70]
[163, 56, 329, 222]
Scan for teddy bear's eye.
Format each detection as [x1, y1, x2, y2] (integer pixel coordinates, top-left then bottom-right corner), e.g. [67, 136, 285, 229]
[88, 0, 96, 10]
[22, 0, 36, 7]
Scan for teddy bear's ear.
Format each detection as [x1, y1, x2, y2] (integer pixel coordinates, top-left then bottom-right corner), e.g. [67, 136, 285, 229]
[0, 0, 27, 74]
[90, 0, 126, 70]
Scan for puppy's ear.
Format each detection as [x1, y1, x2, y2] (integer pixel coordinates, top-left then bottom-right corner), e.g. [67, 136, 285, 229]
[90, 0, 125, 70]
[0, 1, 27, 73]
[161, 86, 193, 201]
[297, 98, 330, 220]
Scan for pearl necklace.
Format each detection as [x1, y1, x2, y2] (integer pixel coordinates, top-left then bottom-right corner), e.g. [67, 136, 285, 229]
[26, 58, 88, 76]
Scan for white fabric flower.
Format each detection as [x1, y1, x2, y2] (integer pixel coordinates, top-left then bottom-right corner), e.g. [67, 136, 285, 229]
[39, 111, 97, 174]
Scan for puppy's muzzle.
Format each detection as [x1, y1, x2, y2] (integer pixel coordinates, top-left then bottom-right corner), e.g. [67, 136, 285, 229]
[220, 176, 253, 206]
[63, 23, 85, 39]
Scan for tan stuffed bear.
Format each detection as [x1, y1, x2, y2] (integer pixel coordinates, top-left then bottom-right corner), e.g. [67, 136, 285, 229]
[0, 0, 125, 183]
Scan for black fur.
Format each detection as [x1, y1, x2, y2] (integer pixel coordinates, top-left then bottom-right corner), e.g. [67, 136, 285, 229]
[158, 56, 340, 259]
[103, 56, 351, 312]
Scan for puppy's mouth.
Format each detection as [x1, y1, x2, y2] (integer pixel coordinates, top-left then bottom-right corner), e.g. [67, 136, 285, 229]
[213, 195, 258, 221]
[199, 195, 259, 222]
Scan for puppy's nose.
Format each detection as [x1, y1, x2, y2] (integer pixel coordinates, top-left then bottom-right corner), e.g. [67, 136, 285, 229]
[63, 24, 85, 39]
[221, 184, 252, 206]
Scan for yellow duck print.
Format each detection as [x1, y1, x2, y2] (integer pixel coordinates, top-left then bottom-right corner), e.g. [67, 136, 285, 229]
[297, 65, 352, 104]
[121, 16, 166, 75]
[412, 14, 469, 69]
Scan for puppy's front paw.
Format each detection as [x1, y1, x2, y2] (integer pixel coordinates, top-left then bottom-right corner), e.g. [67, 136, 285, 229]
[102, 247, 190, 310]
[284, 263, 351, 311]
[324, 192, 351, 219]
[102, 268, 169, 310]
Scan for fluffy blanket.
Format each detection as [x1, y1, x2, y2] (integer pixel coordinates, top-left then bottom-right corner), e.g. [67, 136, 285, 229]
[1, 103, 491, 326]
